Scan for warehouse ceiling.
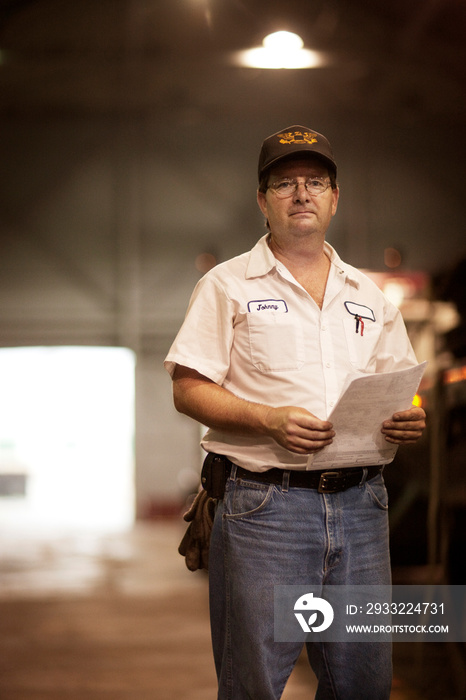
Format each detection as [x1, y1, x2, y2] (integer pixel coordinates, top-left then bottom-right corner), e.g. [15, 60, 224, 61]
[0, 0, 466, 351]
[0, 0, 465, 122]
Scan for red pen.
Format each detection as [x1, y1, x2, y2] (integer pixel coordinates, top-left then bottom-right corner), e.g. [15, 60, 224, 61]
[355, 315, 365, 336]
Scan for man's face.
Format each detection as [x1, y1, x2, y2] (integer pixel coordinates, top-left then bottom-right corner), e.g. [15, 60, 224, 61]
[257, 158, 339, 244]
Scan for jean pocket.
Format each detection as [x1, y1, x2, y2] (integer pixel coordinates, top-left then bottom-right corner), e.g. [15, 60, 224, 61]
[365, 473, 389, 511]
[224, 480, 275, 519]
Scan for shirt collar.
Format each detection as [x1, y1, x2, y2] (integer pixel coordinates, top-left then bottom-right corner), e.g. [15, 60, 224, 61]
[246, 234, 360, 288]
[245, 234, 276, 278]
[323, 242, 360, 288]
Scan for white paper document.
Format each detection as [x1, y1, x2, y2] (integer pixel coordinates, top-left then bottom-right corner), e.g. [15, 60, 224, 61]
[306, 362, 427, 471]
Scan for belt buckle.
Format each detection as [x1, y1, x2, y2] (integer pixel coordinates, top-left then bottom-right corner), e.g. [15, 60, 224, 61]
[318, 470, 343, 494]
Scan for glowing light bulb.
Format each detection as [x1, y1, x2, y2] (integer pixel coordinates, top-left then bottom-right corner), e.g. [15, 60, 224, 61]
[234, 30, 325, 70]
[262, 31, 304, 51]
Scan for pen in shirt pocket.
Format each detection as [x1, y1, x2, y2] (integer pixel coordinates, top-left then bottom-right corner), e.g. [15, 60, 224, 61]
[355, 315, 364, 336]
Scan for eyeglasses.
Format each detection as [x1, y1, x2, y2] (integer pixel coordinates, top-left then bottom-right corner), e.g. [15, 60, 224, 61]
[267, 177, 331, 198]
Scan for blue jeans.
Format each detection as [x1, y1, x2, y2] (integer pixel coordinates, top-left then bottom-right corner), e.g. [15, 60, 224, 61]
[209, 465, 392, 700]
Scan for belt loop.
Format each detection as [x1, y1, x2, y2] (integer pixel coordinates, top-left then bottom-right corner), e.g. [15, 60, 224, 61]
[282, 470, 290, 493]
[359, 467, 368, 487]
[229, 463, 237, 481]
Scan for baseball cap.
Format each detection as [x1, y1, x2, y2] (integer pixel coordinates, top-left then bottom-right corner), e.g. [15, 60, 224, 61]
[258, 125, 337, 181]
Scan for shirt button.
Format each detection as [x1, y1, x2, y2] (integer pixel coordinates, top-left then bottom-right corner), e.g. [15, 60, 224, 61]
[326, 362, 331, 368]
[321, 325, 327, 331]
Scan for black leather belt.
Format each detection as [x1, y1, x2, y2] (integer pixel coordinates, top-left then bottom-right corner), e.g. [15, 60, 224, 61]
[222, 457, 382, 494]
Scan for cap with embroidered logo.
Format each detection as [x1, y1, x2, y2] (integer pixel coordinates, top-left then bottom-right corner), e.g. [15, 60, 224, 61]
[258, 125, 337, 181]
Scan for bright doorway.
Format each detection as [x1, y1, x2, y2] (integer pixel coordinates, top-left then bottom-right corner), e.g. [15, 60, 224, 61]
[0, 346, 135, 534]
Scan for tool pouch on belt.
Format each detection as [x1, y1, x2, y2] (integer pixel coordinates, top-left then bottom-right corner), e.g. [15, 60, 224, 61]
[178, 454, 227, 572]
[200, 452, 228, 499]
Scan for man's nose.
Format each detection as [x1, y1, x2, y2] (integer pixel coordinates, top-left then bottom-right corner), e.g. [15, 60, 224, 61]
[293, 181, 310, 202]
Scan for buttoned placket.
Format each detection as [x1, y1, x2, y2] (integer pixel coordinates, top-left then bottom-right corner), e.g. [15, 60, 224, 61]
[320, 267, 346, 417]
[274, 261, 345, 419]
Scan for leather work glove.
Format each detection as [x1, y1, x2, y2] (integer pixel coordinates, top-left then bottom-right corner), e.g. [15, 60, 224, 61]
[178, 489, 217, 571]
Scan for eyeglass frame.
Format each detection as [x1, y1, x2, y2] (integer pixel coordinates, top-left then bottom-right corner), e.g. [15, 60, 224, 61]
[266, 176, 332, 199]
[258, 167, 337, 196]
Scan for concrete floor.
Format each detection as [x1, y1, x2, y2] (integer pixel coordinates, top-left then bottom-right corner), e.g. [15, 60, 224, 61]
[0, 521, 458, 699]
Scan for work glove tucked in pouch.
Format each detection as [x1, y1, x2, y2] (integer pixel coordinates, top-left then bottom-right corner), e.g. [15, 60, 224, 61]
[178, 454, 227, 571]
[178, 489, 217, 571]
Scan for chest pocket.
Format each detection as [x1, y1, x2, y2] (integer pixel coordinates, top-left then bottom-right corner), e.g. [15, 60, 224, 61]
[247, 313, 305, 372]
[342, 316, 382, 372]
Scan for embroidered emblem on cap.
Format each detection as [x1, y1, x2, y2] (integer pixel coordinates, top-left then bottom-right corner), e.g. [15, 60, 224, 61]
[278, 130, 318, 146]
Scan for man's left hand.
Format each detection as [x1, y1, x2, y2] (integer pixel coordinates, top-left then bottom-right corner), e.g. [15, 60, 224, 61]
[381, 406, 426, 445]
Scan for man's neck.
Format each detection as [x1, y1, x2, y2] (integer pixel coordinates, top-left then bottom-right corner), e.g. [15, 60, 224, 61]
[268, 233, 327, 273]
[267, 233, 331, 308]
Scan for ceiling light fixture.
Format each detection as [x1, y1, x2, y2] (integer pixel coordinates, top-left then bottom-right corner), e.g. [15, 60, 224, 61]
[235, 31, 325, 69]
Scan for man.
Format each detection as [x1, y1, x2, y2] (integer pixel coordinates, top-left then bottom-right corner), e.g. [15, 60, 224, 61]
[164, 125, 426, 699]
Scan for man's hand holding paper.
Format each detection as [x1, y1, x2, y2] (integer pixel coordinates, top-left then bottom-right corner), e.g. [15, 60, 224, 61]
[381, 406, 426, 445]
[306, 362, 427, 470]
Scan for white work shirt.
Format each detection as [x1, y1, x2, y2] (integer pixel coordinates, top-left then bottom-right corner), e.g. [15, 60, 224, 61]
[164, 234, 418, 471]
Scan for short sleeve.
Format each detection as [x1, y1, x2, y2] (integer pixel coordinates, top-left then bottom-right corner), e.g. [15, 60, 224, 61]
[375, 302, 418, 372]
[164, 274, 235, 385]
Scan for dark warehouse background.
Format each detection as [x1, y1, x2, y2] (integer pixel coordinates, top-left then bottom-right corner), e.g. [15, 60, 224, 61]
[0, 1, 466, 698]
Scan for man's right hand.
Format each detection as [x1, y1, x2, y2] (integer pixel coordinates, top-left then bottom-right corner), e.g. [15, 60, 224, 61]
[173, 365, 334, 455]
[264, 406, 335, 455]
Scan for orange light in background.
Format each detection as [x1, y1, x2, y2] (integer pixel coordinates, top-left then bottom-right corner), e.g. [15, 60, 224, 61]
[195, 252, 217, 274]
[412, 394, 422, 408]
[384, 247, 402, 269]
[444, 365, 466, 384]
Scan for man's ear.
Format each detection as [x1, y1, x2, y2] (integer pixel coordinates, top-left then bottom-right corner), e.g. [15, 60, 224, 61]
[257, 190, 268, 217]
[331, 186, 340, 217]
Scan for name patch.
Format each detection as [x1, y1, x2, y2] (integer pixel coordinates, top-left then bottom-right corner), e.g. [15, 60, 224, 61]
[344, 301, 375, 322]
[248, 299, 288, 313]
